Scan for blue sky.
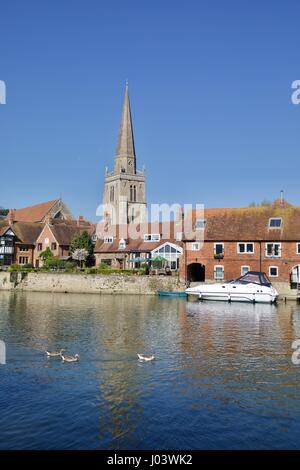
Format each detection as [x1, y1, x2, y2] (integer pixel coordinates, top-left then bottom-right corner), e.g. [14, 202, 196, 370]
[0, 0, 299, 220]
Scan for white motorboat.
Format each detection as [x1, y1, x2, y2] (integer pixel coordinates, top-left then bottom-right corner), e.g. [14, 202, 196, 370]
[185, 271, 279, 304]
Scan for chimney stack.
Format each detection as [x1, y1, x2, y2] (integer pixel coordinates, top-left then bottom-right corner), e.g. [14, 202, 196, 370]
[280, 190, 284, 207]
[8, 209, 14, 225]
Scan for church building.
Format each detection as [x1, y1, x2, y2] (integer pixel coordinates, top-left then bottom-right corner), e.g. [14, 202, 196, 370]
[102, 82, 147, 225]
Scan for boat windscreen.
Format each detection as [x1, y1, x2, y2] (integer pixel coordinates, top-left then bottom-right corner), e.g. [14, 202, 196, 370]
[236, 271, 271, 286]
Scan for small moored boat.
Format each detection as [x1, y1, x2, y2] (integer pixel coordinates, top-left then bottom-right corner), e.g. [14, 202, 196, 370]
[185, 271, 278, 304]
[157, 291, 186, 297]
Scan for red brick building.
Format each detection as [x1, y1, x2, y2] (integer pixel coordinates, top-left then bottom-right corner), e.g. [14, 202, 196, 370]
[0, 200, 94, 268]
[180, 199, 300, 289]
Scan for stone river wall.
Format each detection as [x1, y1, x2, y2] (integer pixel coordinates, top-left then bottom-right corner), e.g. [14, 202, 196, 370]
[0, 271, 184, 295]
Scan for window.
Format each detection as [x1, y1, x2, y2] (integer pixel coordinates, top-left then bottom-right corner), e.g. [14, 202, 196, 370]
[110, 186, 114, 202]
[101, 259, 112, 267]
[19, 256, 28, 265]
[130, 185, 137, 202]
[151, 243, 182, 270]
[241, 265, 250, 276]
[238, 243, 254, 254]
[119, 239, 126, 249]
[269, 266, 278, 277]
[144, 234, 160, 242]
[195, 219, 206, 229]
[20, 246, 29, 252]
[269, 218, 282, 229]
[192, 243, 200, 251]
[214, 265, 224, 280]
[297, 243, 300, 255]
[266, 243, 281, 257]
[37, 243, 42, 251]
[104, 237, 113, 243]
[214, 243, 224, 255]
[51, 242, 57, 250]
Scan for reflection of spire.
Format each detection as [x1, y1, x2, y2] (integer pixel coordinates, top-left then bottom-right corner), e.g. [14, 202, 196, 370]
[115, 82, 136, 159]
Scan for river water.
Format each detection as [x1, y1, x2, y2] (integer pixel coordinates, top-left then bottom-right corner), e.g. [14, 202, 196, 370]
[0, 291, 299, 450]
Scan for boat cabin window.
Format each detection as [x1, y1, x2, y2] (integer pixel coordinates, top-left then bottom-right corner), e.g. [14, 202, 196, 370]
[237, 271, 271, 286]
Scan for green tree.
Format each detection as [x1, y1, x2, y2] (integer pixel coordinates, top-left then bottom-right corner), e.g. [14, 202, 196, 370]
[70, 231, 93, 255]
[39, 247, 54, 262]
[70, 231, 94, 266]
[0, 207, 9, 219]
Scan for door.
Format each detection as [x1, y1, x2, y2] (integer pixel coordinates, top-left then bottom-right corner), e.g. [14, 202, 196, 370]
[291, 265, 300, 283]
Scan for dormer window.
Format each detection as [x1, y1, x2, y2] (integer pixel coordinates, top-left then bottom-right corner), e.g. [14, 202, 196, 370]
[269, 218, 282, 229]
[195, 219, 206, 229]
[104, 237, 113, 243]
[119, 239, 126, 249]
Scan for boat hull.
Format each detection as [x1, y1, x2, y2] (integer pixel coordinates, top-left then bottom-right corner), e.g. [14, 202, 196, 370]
[186, 283, 278, 304]
[157, 291, 187, 297]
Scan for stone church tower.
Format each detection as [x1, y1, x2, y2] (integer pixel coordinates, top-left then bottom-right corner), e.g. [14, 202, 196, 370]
[103, 83, 147, 225]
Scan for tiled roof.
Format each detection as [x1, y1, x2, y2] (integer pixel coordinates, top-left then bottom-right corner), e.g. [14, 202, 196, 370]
[0, 223, 10, 236]
[10, 200, 59, 223]
[187, 203, 300, 241]
[11, 222, 43, 244]
[95, 220, 182, 253]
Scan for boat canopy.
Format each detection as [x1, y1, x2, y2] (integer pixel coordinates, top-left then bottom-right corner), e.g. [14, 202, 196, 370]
[233, 271, 271, 287]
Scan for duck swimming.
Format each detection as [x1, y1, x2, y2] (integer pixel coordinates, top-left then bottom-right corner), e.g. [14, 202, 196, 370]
[46, 349, 65, 357]
[61, 353, 80, 363]
[137, 353, 155, 362]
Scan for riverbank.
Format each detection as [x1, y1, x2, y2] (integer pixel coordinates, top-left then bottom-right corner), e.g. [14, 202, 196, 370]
[0, 271, 184, 295]
[0, 271, 298, 300]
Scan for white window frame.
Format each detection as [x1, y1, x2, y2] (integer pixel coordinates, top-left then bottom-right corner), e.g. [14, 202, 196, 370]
[192, 242, 200, 251]
[118, 238, 126, 249]
[297, 243, 300, 255]
[269, 218, 282, 229]
[104, 237, 113, 243]
[195, 219, 207, 229]
[214, 243, 224, 255]
[144, 234, 161, 242]
[241, 265, 250, 276]
[214, 265, 224, 280]
[237, 242, 255, 254]
[265, 243, 281, 258]
[269, 266, 279, 277]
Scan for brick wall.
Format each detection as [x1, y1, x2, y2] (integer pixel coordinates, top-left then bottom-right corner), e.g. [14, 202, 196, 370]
[180, 240, 300, 283]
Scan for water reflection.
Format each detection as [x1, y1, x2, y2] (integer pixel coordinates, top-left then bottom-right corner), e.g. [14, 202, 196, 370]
[0, 291, 300, 449]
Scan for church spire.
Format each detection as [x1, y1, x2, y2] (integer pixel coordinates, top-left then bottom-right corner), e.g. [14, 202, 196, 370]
[115, 82, 136, 173]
